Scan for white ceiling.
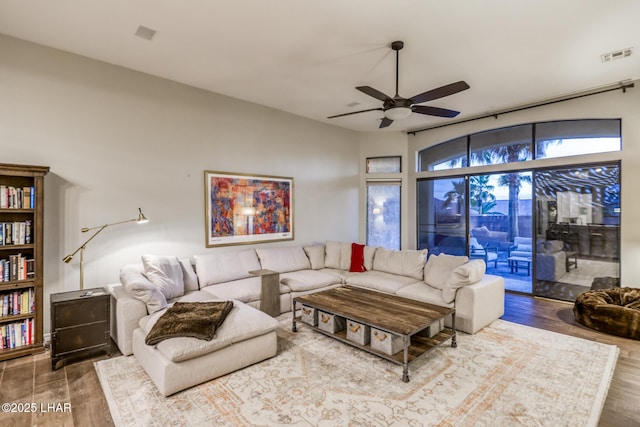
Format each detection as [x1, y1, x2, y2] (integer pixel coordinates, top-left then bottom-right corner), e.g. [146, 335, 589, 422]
[1, 0, 639, 133]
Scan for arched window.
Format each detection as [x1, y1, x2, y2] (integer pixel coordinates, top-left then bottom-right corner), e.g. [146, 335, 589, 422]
[418, 119, 620, 172]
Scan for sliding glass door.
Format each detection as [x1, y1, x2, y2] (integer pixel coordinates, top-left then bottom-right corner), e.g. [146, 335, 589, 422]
[533, 164, 620, 301]
[417, 177, 467, 256]
[469, 171, 532, 293]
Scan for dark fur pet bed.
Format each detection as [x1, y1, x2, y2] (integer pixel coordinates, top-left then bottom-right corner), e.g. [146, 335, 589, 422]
[574, 287, 640, 340]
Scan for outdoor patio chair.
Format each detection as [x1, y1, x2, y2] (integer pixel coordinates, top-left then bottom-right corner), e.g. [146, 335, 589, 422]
[469, 237, 498, 268]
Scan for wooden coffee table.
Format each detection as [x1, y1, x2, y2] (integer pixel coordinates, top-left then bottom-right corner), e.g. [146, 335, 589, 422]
[292, 286, 456, 382]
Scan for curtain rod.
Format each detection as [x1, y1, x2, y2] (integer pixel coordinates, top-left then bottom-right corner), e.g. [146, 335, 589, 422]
[407, 82, 635, 136]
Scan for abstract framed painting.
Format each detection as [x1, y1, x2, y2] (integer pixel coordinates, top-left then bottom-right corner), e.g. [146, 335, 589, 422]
[204, 171, 293, 247]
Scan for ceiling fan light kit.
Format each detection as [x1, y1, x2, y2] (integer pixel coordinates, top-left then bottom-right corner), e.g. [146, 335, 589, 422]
[384, 106, 412, 121]
[328, 40, 470, 129]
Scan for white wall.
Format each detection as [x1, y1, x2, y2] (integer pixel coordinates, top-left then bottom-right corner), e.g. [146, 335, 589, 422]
[0, 35, 361, 333]
[407, 86, 639, 286]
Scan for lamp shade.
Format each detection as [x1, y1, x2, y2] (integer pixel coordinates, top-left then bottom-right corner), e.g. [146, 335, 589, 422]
[384, 106, 412, 121]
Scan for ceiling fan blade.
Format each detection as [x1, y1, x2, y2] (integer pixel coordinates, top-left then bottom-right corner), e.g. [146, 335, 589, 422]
[412, 105, 461, 118]
[409, 81, 470, 105]
[327, 107, 383, 119]
[356, 86, 393, 103]
[379, 117, 394, 128]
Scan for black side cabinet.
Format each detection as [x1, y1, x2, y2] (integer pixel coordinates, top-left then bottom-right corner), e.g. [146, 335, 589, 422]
[51, 287, 110, 370]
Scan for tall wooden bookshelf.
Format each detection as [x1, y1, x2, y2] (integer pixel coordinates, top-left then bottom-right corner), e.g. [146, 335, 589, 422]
[0, 163, 49, 360]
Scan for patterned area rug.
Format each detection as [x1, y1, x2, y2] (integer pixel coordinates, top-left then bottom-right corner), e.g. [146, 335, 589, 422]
[96, 317, 618, 427]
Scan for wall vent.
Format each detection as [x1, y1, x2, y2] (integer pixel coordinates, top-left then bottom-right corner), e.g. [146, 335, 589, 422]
[135, 25, 157, 41]
[601, 47, 632, 63]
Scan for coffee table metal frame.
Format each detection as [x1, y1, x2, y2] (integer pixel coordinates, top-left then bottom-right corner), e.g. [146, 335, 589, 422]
[292, 286, 456, 382]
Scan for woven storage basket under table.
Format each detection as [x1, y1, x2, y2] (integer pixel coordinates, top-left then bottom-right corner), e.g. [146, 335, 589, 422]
[346, 320, 370, 346]
[300, 305, 318, 326]
[317, 311, 346, 334]
[370, 327, 404, 355]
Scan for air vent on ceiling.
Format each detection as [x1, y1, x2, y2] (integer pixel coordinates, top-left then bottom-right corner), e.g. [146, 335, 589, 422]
[601, 47, 632, 63]
[135, 25, 157, 41]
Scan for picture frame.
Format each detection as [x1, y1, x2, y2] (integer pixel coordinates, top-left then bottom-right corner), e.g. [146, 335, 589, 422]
[204, 171, 293, 247]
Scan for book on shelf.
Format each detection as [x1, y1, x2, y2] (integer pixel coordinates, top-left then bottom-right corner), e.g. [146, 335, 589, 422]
[0, 221, 33, 245]
[0, 319, 34, 349]
[0, 185, 35, 209]
[0, 288, 35, 317]
[0, 254, 34, 282]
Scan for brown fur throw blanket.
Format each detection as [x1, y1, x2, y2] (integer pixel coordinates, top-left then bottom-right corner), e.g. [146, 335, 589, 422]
[145, 301, 234, 346]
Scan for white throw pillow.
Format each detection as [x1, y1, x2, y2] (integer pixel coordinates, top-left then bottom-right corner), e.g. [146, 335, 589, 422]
[142, 255, 185, 300]
[442, 259, 486, 303]
[423, 254, 469, 290]
[180, 258, 199, 292]
[304, 245, 325, 270]
[120, 264, 167, 314]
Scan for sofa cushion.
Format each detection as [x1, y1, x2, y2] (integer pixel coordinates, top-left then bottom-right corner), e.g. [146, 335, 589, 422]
[373, 248, 428, 280]
[364, 246, 377, 271]
[281, 270, 343, 292]
[345, 271, 420, 294]
[180, 258, 199, 292]
[303, 245, 325, 270]
[255, 246, 310, 273]
[194, 250, 261, 286]
[199, 276, 288, 303]
[142, 255, 185, 300]
[120, 264, 167, 314]
[395, 282, 453, 308]
[139, 300, 278, 363]
[424, 254, 469, 291]
[325, 241, 351, 270]
[442, 259, 487, 303]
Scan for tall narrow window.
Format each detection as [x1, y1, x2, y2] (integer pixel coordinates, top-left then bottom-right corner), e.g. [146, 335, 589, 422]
[367, 181, 401, 250]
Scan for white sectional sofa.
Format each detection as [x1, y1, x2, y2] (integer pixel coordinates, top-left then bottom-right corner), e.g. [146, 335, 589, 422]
[108, 241, 504, 396]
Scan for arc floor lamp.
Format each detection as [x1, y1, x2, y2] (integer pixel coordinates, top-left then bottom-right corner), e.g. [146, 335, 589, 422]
[63, 208, 149, 290]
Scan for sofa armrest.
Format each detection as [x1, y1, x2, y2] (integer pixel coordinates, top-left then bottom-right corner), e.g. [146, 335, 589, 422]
[106, 282, 147, 356]
[451, 274, 504, 334]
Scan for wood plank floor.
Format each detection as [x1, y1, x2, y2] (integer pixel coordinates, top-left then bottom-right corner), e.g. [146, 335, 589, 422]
[0, 292, 639, 426]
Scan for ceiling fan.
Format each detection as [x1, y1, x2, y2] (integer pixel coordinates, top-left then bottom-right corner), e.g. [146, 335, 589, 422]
[328, 41, 470, 128]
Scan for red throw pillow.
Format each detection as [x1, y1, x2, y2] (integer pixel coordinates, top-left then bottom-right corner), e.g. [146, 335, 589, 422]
[349, 243, 366, 273]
